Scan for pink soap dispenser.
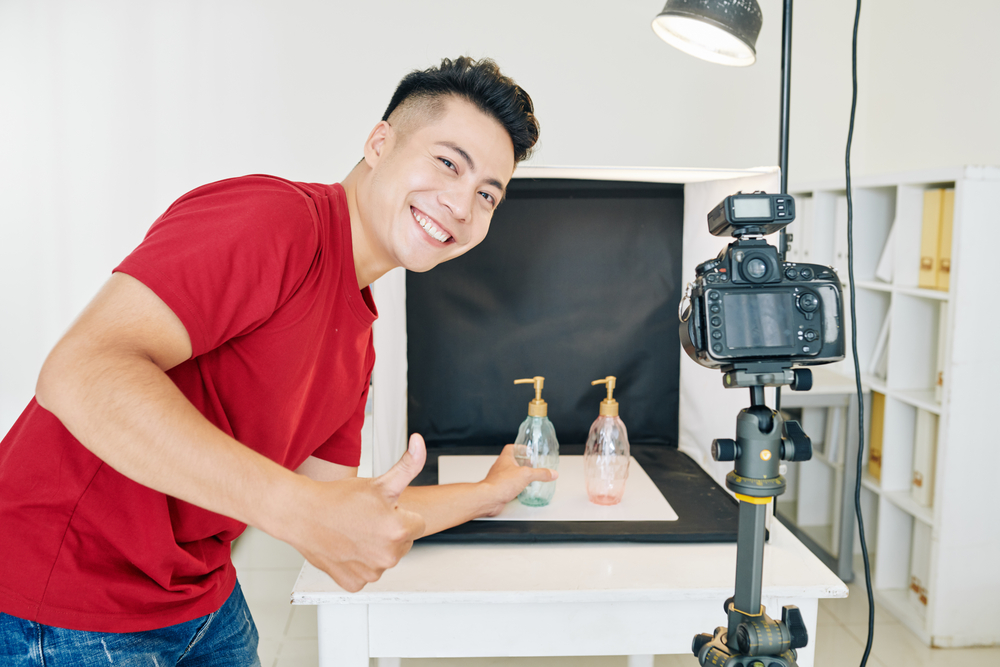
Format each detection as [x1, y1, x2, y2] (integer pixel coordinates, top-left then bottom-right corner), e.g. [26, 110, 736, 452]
[583, 376, 630, 506]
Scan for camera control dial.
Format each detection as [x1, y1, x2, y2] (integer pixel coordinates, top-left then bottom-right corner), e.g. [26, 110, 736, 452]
[797, 292, 819, 313]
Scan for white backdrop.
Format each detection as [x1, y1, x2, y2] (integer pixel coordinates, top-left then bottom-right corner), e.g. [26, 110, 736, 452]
[2, 0, 998, 432]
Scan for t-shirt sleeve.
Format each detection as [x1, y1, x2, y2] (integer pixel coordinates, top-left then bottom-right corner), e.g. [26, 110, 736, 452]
[114, 176, 320, 357]
[310, 376, 371, 467]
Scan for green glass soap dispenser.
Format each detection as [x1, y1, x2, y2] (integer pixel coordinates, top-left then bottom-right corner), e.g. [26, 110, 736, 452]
[584, 376, 630, 505]
[512, 376, 559, 506]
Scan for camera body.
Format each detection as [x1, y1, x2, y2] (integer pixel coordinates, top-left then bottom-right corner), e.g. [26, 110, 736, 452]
[680, 192, 845, 373]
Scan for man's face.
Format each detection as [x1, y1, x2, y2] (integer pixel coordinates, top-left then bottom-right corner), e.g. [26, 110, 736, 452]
[363, 96, 516, 274]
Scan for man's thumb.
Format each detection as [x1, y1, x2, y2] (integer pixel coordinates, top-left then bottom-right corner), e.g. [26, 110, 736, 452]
[376, 433, 427, 500]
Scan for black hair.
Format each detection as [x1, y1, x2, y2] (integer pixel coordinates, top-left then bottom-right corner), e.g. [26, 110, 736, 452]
[382, 56, 539, 164]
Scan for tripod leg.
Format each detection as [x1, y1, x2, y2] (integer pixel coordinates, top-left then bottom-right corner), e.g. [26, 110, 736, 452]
[729, 498, 769, 645]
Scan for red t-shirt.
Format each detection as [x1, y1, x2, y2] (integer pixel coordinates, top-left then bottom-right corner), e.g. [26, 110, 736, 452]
[0, 176, 376, 632]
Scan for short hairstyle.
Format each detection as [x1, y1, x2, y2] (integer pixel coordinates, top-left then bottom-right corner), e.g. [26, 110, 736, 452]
[382, 56, 539, 164]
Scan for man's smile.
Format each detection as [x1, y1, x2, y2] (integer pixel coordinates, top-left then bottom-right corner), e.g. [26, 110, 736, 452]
[411, 206, 454, 244]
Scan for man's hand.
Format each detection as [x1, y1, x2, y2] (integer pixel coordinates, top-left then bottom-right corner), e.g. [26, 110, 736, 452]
[285, 435, 428, 593]
[479, 443, 558, 516]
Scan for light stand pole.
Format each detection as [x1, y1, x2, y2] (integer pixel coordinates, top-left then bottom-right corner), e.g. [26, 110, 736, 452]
[778, 0, 793, 255]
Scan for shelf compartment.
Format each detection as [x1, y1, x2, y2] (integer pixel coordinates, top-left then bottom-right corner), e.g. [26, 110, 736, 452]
[805, 190, 838, 268]
[790, 457, 836, 530]
[838, 289, 891, 379]
[840, 187, 896, 283]
[892, 183, 956, 291]
[886, 294, 945, 393]
[871, 514, 932, 640]
[878, 397, 916, 494]
[873, 499, 912, 592]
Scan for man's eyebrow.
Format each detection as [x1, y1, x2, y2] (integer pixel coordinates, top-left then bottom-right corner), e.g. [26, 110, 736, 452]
[438, 142, 507, 199]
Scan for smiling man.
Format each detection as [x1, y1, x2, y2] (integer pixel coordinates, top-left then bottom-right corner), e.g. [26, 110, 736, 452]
[0, 57, 548, 666]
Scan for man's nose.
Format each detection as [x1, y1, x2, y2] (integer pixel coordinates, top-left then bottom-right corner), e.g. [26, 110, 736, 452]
[439, 186, 474, 223]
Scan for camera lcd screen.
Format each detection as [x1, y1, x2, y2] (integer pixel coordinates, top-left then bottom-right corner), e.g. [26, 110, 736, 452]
[723, 292, 795, 349]
[732, 197, 772, 219]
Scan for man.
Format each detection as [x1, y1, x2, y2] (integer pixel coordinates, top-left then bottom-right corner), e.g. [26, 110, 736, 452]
[0, 56, 552, 665]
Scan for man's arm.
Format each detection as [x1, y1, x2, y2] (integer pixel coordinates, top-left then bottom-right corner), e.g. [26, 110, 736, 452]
[36, 272, 425, 592]
[297, 436, 557, 537]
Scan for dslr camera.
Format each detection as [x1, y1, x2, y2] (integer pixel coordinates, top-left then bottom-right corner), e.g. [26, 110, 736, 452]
[679, 192, 845, 384]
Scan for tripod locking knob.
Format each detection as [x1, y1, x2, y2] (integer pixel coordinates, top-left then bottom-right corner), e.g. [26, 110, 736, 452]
[711, 438, 738, 462]
[782, 605, 809, 650]
[691, 632, 713, 656]
[780, 420, 812, 462]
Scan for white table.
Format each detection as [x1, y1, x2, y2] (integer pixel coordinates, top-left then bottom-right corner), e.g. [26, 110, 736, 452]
[292, 520, 847, 666]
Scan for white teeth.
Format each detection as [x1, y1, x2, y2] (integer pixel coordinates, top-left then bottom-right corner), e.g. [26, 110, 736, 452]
[413, 209, 450, 243]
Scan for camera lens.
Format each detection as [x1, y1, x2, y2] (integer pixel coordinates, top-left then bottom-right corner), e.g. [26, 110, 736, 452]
[746, 258, 768, 279]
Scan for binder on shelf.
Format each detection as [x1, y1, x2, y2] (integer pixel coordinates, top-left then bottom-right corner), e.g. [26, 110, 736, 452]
[874, 220, 895, 283]
[833, 195, 850, 281]
[918, 189, 944, 290]
[831, 290, 856, 377]
[909, 520, 932, 608]
[936, 189, 954, 291]
[824, 405, 846, 466]
[868, 391, 886, 482]
[934, 301, 948, 402]
[786, 195, 812, 263]
[912, 409, 938, 507]
[867, 311, 891, 380]
[801, 407, 827, 458]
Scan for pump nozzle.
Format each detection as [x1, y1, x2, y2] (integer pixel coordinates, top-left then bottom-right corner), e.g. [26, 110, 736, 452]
[591, 376, 619, 417]
[514, 376, 547, 417]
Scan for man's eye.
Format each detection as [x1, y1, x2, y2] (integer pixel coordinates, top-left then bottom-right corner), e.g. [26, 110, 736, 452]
[439, 158, 456, 171]
[479, 192, 496, 207]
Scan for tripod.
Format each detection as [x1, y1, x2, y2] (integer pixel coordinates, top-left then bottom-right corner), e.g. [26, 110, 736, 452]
[693, 369, 813, 667]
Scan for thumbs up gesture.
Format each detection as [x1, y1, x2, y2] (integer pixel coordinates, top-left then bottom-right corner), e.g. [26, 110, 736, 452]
[375, 432, 428, 502]
[286, 434, 428, 593]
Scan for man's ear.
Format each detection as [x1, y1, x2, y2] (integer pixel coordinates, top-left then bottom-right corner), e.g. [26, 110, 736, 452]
[363, 121, 393, 168]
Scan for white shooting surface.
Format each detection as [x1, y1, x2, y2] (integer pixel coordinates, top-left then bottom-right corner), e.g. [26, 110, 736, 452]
[437, 455, 678, 522]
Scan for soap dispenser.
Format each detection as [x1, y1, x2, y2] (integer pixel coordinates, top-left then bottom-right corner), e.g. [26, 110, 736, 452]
[584, 376, 630, 506]
[512, 376, 560, 506]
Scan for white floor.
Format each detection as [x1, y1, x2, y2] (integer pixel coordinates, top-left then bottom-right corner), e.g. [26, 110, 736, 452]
[232, 527, 1000, 667]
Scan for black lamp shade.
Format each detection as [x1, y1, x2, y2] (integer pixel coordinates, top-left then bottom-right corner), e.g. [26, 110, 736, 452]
[652, 0, 763, 67]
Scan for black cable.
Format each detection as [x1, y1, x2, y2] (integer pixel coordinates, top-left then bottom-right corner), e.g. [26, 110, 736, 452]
[845, 0, 875, 665]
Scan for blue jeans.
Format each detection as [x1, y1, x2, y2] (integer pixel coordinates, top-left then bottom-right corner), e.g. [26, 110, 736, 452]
[0, 580, 260, 666]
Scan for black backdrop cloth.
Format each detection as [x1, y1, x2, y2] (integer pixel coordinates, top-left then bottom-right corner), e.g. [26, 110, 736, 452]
[405, 178, 738, 542]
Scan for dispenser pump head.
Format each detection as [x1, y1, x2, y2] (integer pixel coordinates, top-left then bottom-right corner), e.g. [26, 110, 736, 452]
[514, 376, 548, 417]
[592, 376, 619, 417]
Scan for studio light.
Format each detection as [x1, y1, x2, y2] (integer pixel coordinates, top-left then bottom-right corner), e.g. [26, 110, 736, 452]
[651, 0, 763, 67]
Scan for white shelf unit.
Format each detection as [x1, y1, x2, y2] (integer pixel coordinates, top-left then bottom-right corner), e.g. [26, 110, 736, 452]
[781, 166, 1000, 648]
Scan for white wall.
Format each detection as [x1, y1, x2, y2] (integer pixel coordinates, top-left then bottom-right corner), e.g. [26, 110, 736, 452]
[2, 0, 998, 431]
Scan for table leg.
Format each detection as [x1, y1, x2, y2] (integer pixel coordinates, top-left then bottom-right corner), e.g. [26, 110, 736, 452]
[626, 655, 655, 667]
[317, 604, 369, 667]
